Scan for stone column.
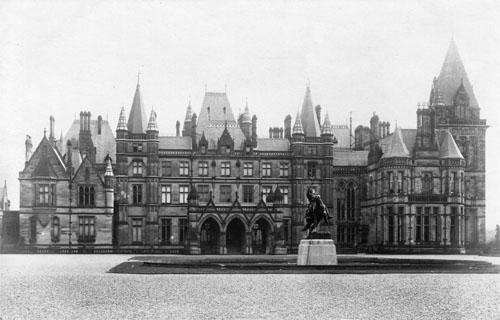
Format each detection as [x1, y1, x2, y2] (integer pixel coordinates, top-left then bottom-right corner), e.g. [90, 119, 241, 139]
[219, 232, 227, 255]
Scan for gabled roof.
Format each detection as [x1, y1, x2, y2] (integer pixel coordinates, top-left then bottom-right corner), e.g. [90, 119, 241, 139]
[127, 84, 148, 133]
[438, 130, 464, 159]
[23, 136, 67, 178]
[71, 156, 105, 185]
[381, 128, 410, 159]
[61, 119, 116, 165]
[436, 39, 479, 107]
[300, 84, 321, 137]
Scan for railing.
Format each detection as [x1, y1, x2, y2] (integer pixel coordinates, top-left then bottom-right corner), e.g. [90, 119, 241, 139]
[446, 119, 487, 126]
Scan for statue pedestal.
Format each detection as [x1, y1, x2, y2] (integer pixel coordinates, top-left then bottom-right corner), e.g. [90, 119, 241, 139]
[297, 238, 337, 266]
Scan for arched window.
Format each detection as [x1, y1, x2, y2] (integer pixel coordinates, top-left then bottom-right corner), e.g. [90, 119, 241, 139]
[79, 186, 95, 206]
[52, 216, 60, 243]
[336, 182, 346, 221]
[346, 182, 357, 220]
[422, 174, 432, 193]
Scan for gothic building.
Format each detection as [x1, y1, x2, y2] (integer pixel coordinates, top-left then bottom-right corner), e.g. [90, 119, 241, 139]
[17, 39, 487, 254]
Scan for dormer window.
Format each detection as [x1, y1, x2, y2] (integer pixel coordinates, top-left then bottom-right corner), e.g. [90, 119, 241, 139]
[200, 145, 206, 154]
[225, 146, 231, 154]
[245, 146, 251, 154]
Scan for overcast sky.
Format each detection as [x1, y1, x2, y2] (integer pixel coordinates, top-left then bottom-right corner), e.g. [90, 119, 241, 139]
[1, 0, 499, 228]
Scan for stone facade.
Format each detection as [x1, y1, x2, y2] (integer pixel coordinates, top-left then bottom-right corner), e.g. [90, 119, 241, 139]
[17, 39, 487, 254]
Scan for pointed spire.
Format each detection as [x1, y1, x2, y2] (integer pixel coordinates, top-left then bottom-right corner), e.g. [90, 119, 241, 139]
[300, 82, 321, 137]
[381, 128, 409, 159]
[321, 111, 333, 135]
[117, 106, 128, 131]
[184, 98, 193, 122]
[292, 112, 304, 135]
[242, 98, 251, 123]
[437, 39, 478, 107]
[147, 108, 158, 131]
[127, 81, 148, 133]
[439, 130, 464, 159]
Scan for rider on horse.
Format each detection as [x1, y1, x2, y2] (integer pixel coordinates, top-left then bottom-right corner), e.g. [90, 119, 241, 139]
[302, 187, 333, 237]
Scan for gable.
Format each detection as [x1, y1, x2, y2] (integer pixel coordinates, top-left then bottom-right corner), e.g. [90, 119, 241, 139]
[72, 156, 105, 186]
[21, 137, 67, 179]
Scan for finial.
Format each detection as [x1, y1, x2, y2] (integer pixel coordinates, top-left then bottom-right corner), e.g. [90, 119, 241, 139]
[306, 78, 310, 89]
[137, 71, 141, 85]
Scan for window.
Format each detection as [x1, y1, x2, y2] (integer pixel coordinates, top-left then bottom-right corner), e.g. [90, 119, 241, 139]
[398, 171, 404, 193]
[279, 163, 289, 177]
[433, 207, 440, 242]
[450, 207, 458, 244]
[180, 161, 189, 176]
[78, 186, 95, 206]
[179, 185, 189, 203]
[416, 207, 422, 243]
[221, 162, 231, 176]
[39, 185, 50, 204]
[133, 161, 143, 175]
[346, 183, 356, 220]
[422, 173, 432, 193]
[243, 163, 253, 177]
[398, 207, 404, 242]
[132, 143, 143, 153]
[161, 161, 172, 176]
[160, 219, 171, 244]
[262, 163, 271, 177]
[220, 185, 232, 202]
[132, 218, 142, 243]
[337, 183, 346, 221]
[388, 172, 394, 193]
[132, 185, 143, 204]
[198, 161, 209, 176]
[179, 219, 188, 244]
[308, 146, 318, 155]
[243, 186, 254, 203]
[388, 207, 394, 243]
[198, 185, 210, 202]
[307, 163, 317, 178]
[52, 217, 60, 243]
[161, 185, 171, 204]
[280, 187, 289, 204]
[29, 216, 37, 244]
[262, 186, 272, 202]
[78, 216, 95, 242]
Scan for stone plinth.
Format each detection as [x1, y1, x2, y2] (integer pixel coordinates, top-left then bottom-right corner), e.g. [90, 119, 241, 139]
[297, 239, 337, 266]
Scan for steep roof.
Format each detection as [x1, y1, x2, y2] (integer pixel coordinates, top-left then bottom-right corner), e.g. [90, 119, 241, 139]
[333, 150, 369, 166]
[127, 84, 148, 133]
[380, 129, 416, 156]
[436, 39, 479, 107]
[255, 139, 290, 151]
[332, 125, 351, 149]
[381, 128, 410, 159]
[61, 119, 116, 164]
[438, 130, 464, 159]
[300, 84, 321, 137]
[159, 136, 192, 150]
[196, 92, 238, 131]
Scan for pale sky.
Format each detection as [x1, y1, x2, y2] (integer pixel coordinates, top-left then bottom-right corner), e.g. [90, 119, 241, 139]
[1, 0, 499, 228]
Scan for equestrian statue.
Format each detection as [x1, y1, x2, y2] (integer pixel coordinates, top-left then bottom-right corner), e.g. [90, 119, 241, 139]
[302, 187, 333, 238]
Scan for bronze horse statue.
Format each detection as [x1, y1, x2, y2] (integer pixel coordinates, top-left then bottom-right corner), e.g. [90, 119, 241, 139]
[302, 187, 333, 238]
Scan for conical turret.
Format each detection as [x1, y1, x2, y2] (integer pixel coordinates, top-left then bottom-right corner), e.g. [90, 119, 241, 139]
[321, 112, 333, 136]
[438, 130, 464, 159]
[117, 106, 128, 131]
[292, 112, 304, 136]
[437, 39, 478, 108]
[300, 83, 321, 137]
[147, 109, 158, 132]
[382, 128, 409, 159]
[127, 82, 148, 134]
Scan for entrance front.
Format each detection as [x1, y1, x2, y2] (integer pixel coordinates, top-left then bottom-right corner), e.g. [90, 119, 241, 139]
[200, 218, 220, 254]
[226, 218, 246, 254]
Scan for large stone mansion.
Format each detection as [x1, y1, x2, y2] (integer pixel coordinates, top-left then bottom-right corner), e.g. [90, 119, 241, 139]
[17, 40, 487, 254]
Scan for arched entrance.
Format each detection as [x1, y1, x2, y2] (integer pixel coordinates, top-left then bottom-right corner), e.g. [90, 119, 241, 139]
[226, 218, 246, 254]
[252, 218, 272, 254]
[200, 218, 220, 254]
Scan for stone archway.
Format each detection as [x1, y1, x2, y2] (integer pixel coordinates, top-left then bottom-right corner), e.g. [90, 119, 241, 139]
[226, 218, 246, 254]
[251, 218, 273, 254]
[200, 218, 220, 254]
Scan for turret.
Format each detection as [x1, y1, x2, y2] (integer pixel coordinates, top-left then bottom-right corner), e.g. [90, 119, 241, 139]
[191, 113, 198, 150]
[370, 112, 379, 141]
[292, 112, 305, 142]
[146, 109, 159, 176]
[182, 100, 193, 136]
[66, 140, 73, 172]
[176, 121, 180, 136]
[320, 112, 334, 142]
[79, 111, 96, 163]
[241, 99, 252, 138]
